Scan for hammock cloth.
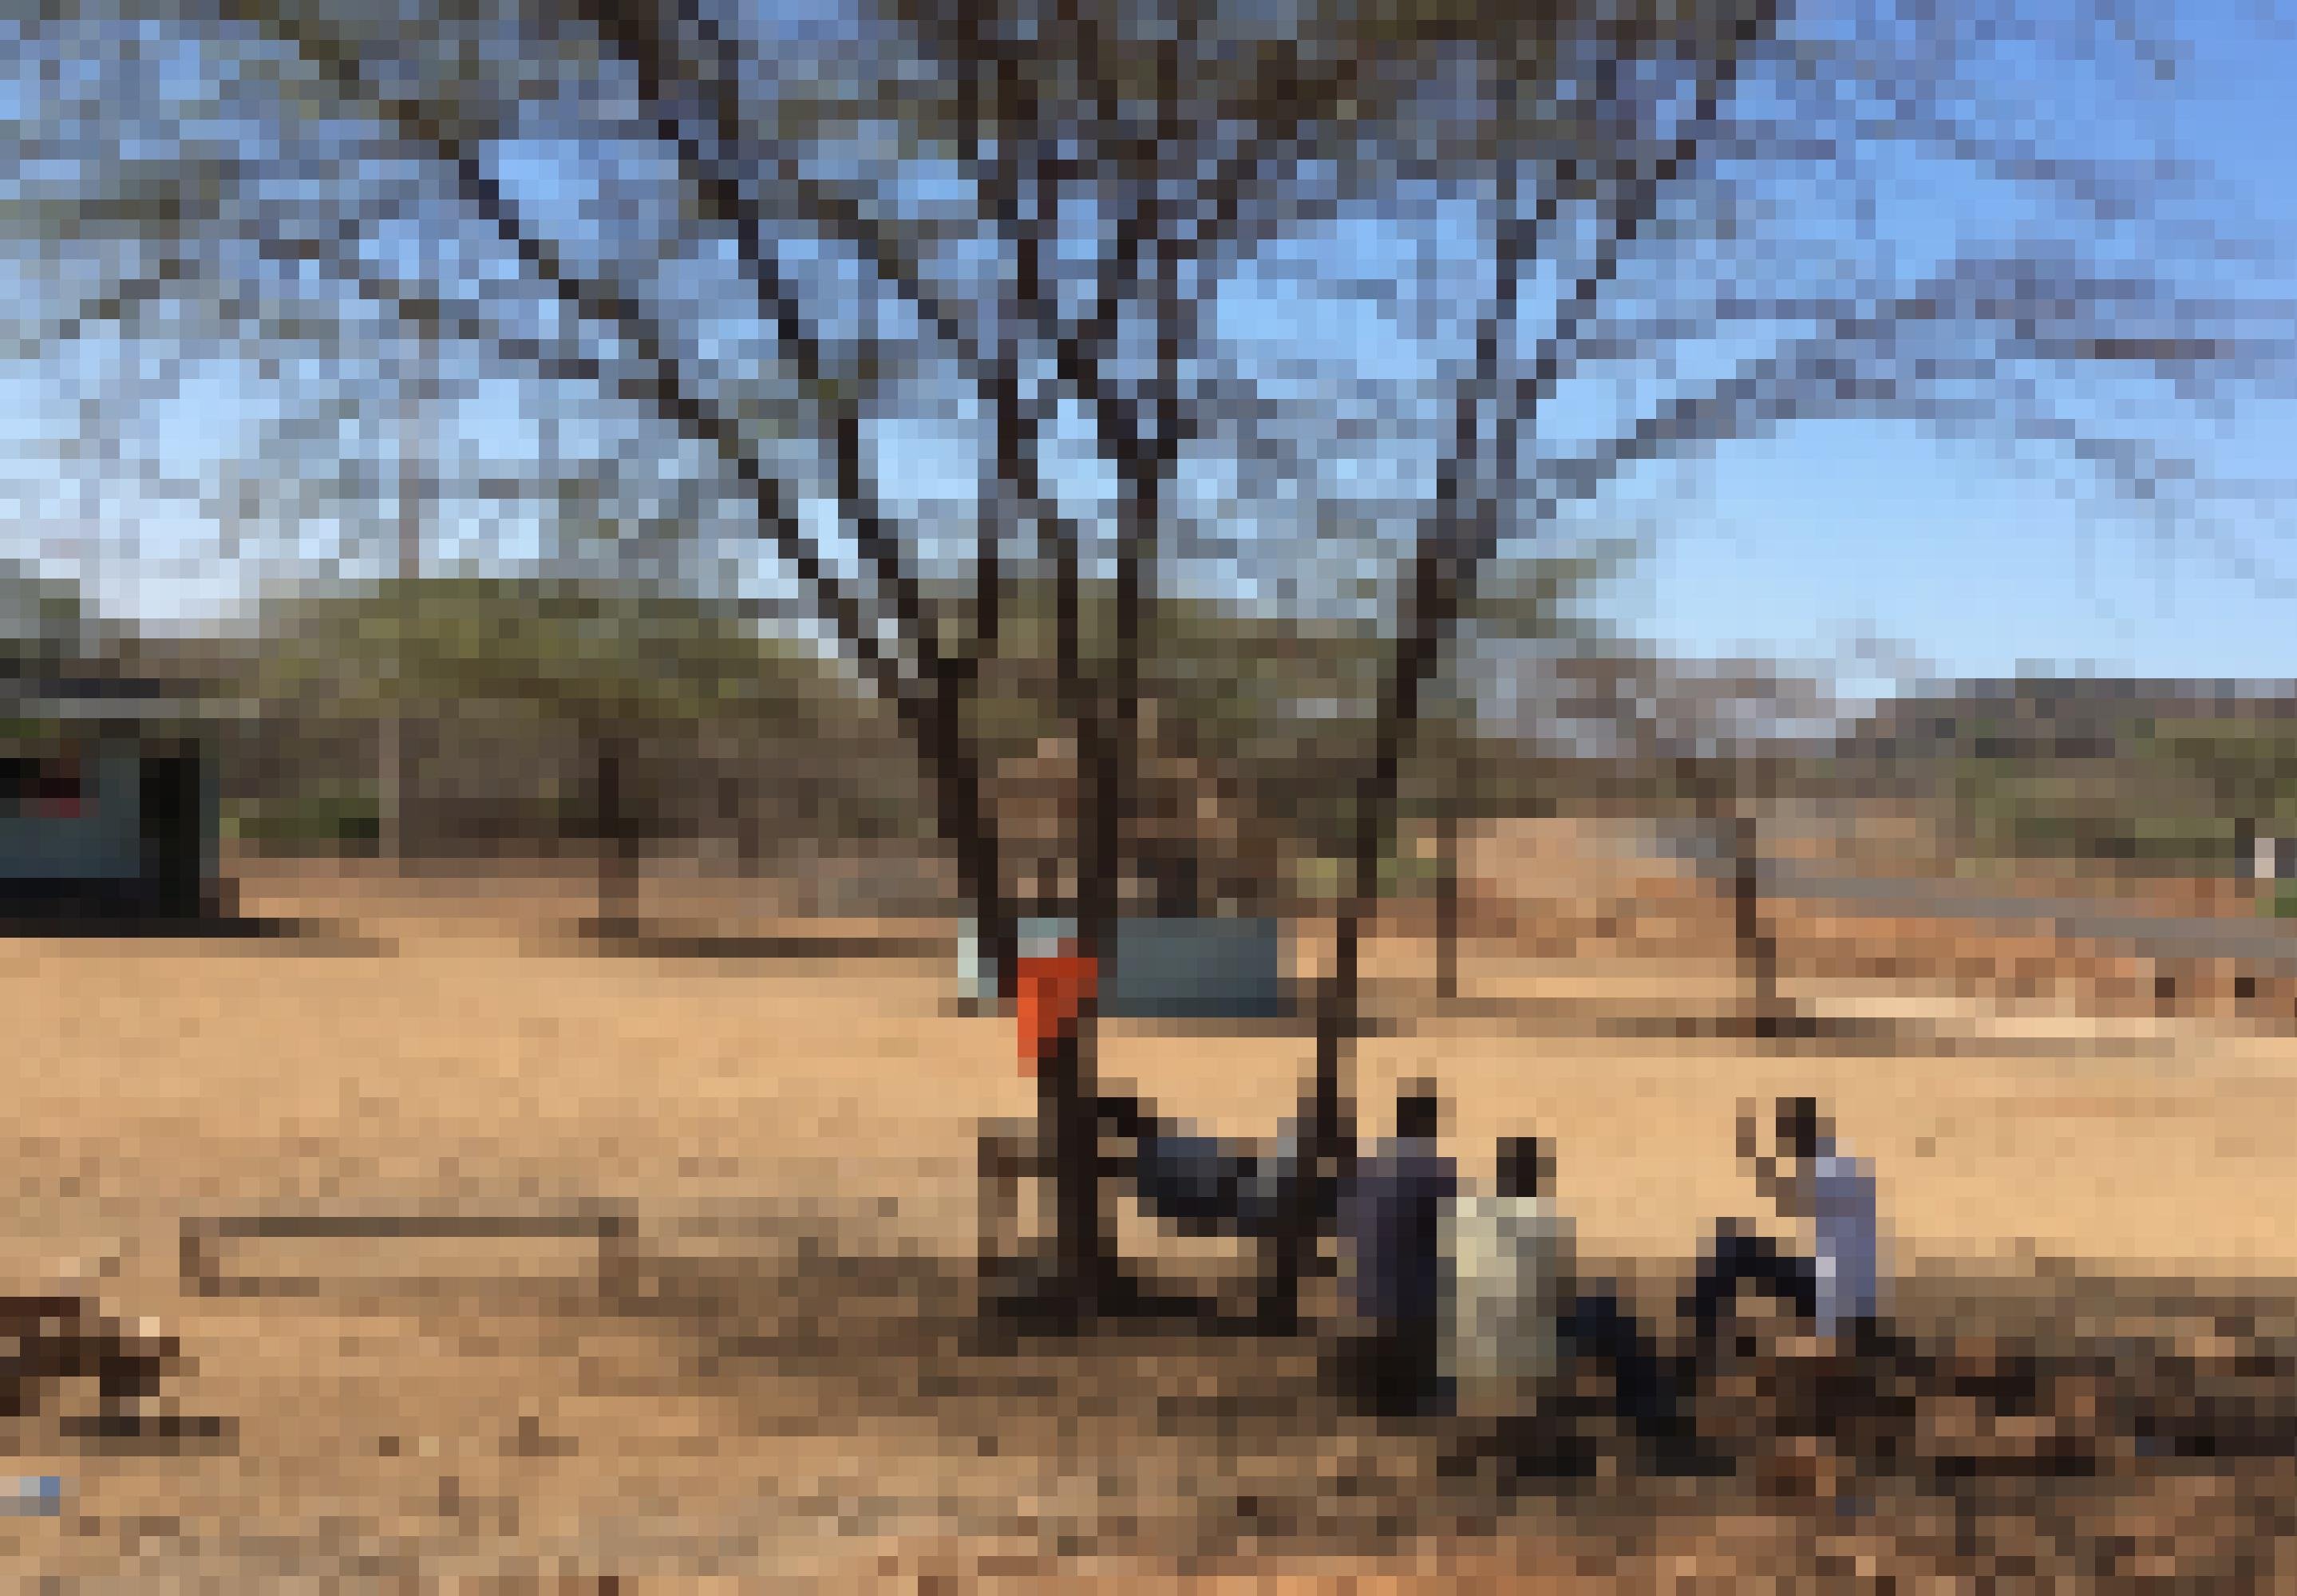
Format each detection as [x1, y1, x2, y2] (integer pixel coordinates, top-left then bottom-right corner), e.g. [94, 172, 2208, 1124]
[1128, 1120, 1305, 1237]
[1015, 952, 1335, 1238]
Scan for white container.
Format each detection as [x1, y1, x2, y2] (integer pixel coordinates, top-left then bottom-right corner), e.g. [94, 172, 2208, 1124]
[0, 1476, 63, 1517]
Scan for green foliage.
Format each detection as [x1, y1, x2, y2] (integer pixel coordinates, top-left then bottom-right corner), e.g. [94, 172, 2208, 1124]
[1291, 847, 1445, 903]
[0, 717, 67, 748]
[1931, 703, 2297, 876]
[226, 790, 381, 851]
[253, 575, 861, 738]
[2137, 718, 2297, 831]
[0, 562, 109, 678]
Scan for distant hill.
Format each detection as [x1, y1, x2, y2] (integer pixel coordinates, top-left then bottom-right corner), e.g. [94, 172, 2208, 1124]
[1840, 677, 2297, 764]
[1829, 676, 2297, 874]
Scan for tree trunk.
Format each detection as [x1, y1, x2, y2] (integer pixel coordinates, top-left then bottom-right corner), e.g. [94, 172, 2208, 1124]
[1437, 804, 1461, 1005]
[1035, 998, 1106, 1329]
[1731, 811, 1785, 1037]
[378, 713, 404, 863]
[595, 736, 638, 934]
[1047, 102, 1179, 1324]
[927, 667, 1011, 999]
[1259, 87, 1527, 1330]
[386, 344, 423, 870]
[1263, 593, 1453, 1329]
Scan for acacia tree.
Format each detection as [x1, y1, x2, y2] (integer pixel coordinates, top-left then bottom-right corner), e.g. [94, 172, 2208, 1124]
[251, 572, 875, 899]
[0, 563, 109, 682]
[7, 0, 2284, 1326]
[1620, 657, 1840, 1036]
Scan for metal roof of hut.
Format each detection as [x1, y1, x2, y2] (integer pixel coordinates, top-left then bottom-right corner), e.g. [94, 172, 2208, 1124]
[1, 672, 247, 735]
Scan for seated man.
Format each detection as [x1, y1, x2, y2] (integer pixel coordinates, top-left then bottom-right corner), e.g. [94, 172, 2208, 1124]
[1682, 1095, 1882, 1359]
[1444, 1136, 1563, 1418]
[1447, 1136, 1708, 1477]
[1339, 1081, 1457, 1420]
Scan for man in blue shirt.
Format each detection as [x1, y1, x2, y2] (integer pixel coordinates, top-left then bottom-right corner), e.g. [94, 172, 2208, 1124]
[1682, 1095, 1882, 1356]
[1340, 1080, 1458, 1419]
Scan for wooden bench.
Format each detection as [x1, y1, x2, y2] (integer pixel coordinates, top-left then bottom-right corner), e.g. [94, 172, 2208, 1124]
[180, 1203, 639, 1300]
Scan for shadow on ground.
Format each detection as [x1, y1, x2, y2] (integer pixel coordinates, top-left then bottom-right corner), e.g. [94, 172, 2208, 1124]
[556, 918, 951, 962]
[572, 1213, 2297, 1582]
[0, 910, 380, 952]
[1398, 993, 2182, 1060]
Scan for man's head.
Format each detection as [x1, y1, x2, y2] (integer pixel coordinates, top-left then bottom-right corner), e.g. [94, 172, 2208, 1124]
[1776, 1095, 1825, 1162]
[1496, 1136, 1547, 1201]
[1394, 1079, 1442, 1143]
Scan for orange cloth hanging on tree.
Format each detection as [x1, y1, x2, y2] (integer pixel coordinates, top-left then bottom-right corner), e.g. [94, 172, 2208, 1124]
[1015, 952, 1099, 1073]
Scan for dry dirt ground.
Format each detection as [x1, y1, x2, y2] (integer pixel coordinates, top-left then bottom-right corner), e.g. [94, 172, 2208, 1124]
[0, 863, 2290, 1587]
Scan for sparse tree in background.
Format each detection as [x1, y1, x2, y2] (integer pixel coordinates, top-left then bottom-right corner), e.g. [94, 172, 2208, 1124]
[1627, 659, 1839, 1036]
[250, 574, 911, 900]
[6, 0, 2287, 1329]
[0, 563, 108, 684]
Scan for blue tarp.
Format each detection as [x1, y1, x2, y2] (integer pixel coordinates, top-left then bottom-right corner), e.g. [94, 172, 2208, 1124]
[958, 915, 1287, 1019]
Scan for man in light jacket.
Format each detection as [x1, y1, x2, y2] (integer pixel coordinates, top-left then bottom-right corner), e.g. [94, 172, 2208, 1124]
[1447, 1135, 1711, 1479]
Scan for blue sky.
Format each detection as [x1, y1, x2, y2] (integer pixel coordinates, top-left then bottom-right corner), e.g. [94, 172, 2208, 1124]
[1639, 420, 2292, 687]
[5, 0, 2296, 691]
[1645, 0, 2297, 684]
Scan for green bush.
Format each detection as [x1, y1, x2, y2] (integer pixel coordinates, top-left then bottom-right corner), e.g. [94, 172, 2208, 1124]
[1293, 850, 1449, 899]
[227, 794, 382, 852]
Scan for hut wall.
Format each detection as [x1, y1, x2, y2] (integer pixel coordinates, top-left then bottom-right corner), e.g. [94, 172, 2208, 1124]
[0, 745, 144, 882]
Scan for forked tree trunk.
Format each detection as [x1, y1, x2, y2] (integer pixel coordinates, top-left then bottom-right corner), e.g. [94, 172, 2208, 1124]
[1259, 73, 1530, 1329]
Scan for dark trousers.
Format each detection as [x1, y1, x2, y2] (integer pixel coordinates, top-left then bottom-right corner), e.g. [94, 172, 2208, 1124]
[1682, 1222, 1820, 1349]
[1558, 1288, 1686, 1441]
[1351, 1316, 1446, 1420]
[1478, 1290, 1693, 1479]
[1093, 1090, 1153, 1144]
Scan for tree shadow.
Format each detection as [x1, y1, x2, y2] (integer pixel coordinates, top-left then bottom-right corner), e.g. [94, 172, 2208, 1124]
[1418, 994, 2176, 1058]
[587, 1216, 2297, 1571]
[558, 917, 949, 962]
[0, 907, 376, 951]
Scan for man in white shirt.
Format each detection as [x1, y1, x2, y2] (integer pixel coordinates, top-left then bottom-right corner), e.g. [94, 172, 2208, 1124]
[1682, 1096, 1883, 1356]
[1443, 1136, 1564, 1415]
[1446, 1136, 1712, 1478]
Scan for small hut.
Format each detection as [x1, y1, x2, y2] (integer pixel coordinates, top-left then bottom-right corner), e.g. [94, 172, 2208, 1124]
[958, 729, 1291, 1017]
[0, 675, 228, 920]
